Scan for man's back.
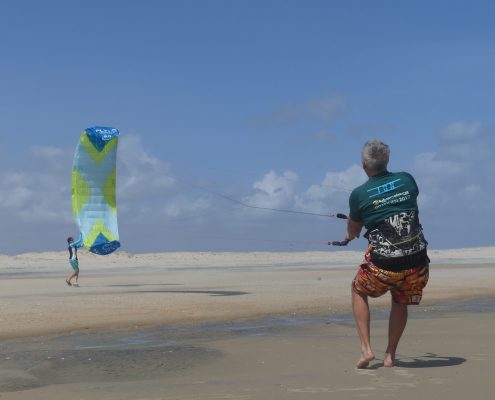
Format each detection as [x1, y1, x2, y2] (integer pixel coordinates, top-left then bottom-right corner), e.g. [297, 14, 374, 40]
[349, 170, 427, 267]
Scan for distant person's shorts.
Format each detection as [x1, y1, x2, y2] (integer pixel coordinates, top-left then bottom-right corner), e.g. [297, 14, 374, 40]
[69, 259, 79, 273]
[352, 251, 429, 305]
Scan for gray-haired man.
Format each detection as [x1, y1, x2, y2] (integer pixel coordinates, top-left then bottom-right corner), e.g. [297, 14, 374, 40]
[346, 140, 429, 368]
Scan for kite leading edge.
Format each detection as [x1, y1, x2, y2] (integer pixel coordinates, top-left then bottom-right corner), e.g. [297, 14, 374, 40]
[72, 126, 121, 255]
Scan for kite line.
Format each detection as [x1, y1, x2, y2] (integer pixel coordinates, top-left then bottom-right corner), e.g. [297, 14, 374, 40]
[175, 177, 353, 247]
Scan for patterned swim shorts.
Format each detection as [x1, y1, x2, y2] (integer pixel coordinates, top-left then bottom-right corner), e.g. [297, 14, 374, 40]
[69, 259, 79, 273]
[352, 253, 429, 305]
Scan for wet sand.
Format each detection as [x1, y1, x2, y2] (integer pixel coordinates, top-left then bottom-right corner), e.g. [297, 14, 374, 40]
[0, 249, 494, 399]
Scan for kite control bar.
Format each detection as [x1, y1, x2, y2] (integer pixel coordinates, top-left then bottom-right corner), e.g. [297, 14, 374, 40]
[328, 239, 351, 246]
[327, 213, 350, 246]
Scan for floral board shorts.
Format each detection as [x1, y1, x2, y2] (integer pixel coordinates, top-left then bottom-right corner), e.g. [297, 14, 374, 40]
[352, 252, 429, 305]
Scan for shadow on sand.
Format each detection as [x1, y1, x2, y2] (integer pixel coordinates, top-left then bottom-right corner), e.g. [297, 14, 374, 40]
[106, 284, 248, 296]
[395, 353, 466, 368]
[123, 289, 249, 297]
[369, 352, 466, 369]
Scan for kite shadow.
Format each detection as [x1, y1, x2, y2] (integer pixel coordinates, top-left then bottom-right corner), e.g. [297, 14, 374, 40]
[107, 283, 183, 288]
[101, 284, 248, 296]
[125, 289, 250, 297]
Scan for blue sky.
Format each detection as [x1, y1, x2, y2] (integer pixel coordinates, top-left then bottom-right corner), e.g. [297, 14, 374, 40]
[1, 0, 494, 254]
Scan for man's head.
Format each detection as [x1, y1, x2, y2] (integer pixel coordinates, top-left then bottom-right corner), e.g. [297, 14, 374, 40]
[361, 140, 390, 175]
[67, 237, 74, 244]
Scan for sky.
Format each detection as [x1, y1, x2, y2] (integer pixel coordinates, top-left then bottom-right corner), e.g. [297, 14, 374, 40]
[1, 0, 494, 255]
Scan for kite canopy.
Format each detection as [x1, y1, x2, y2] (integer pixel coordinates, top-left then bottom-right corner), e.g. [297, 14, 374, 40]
[72, 126, 121, 255]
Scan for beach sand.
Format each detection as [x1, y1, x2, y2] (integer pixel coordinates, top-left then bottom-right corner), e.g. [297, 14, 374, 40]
[0, 248, 494, 399]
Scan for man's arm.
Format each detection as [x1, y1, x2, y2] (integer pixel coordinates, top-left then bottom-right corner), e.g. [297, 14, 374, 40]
[346, 218, 363, 241]
[70, 233, 84, 248]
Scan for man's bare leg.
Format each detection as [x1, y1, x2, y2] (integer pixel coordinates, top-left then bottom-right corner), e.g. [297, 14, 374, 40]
[66, 271, 78, 286]
[352, 289, 375, 368]
[384, 301, 408, 367]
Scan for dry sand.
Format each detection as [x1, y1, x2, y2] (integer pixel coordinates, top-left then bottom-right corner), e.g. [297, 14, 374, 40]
[0, 248, 494, 399]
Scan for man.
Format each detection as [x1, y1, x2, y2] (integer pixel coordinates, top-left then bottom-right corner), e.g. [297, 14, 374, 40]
[346, 140, 429, 368]
[66, 234, 83, 286]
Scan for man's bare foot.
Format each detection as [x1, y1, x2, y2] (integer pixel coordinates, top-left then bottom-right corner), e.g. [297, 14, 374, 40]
[384, 352, 395, 367]
[356, 351, 375, 368]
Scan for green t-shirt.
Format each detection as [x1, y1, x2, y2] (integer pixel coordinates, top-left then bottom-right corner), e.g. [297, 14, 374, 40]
[349, 171, 419, 230]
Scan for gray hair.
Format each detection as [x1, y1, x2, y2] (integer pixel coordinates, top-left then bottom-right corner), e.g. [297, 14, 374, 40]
[361, 140, 390, 172]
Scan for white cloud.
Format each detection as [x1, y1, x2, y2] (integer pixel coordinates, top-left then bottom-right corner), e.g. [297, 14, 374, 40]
[30, 145, 65, 158]
[444, 141, 492, 164]
[295, 164, 365, 214]
[243, 170, 299, 209]
[116, 135, 226, 223]
[347, 123, 397, 140]
[118, 135, 175, 201]
[252, 94, 349, 127]
[440, 121, 482, 143]
[0, 150, 71, 224]
[463, 184, 481, 199]
[306, 95, 349, 121]
[161, 195, 210, 218]
[413, 121, 495, 221]
[413, 152, 464, 179]
[0, 184, 33, 209]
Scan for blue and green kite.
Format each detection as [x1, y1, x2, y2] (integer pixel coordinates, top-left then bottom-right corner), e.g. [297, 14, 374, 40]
[72, 127, 121, 255]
